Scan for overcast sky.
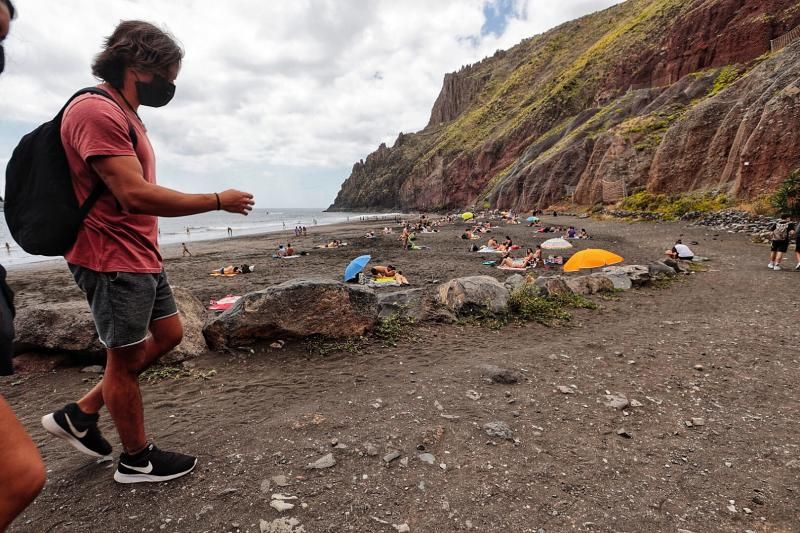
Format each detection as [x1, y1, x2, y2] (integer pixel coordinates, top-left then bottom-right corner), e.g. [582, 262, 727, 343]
[0, 0, 622, 208]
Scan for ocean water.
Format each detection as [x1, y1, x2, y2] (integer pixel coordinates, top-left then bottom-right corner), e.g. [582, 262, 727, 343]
[0, 208, 398, 268]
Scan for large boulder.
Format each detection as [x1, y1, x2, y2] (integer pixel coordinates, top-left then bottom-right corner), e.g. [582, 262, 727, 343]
[648, 261, 678, 278]
[565, 274, 614, 295]
[15, 300, 104, 356]
[602, 265, 650, 287]
[533, 276, 572, 297]
[203, 279, 378, 350]
[504, 274, 530, 292]
[437, 276, 509, 315]
[377, 288, 427, 321]
[600, 272, 632, 290]
[162, 287, 209, 364]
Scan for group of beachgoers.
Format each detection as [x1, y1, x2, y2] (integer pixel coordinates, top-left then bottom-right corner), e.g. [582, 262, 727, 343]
[534, 224, 589, 239]
[765, 213, 800, 271]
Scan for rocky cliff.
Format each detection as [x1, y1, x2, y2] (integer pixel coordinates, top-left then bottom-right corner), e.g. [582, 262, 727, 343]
[329, 0, 800, 212]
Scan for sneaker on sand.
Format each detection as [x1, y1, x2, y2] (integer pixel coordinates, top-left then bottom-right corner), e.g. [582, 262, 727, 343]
[774, 265, 782, 271]
[114, 443, 197, 484]
[41, 403, 112, 458]
[768, 262, 775, 268]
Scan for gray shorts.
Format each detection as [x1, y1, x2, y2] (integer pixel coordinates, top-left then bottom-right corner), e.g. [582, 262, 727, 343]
[68, 264, 178, 349]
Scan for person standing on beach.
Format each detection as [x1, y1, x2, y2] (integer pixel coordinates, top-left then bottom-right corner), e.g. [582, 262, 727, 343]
[0, 1, 48, 529]
[181, 242, 192, 257]
[767, 214, 794, 271]
[40, 20, 254, 484]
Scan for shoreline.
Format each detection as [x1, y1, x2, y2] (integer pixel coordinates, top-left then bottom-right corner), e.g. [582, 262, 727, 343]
[4, 212, 410, 273]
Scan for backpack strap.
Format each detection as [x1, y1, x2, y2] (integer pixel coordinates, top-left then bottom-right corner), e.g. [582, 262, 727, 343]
[64, 87, 139, 216]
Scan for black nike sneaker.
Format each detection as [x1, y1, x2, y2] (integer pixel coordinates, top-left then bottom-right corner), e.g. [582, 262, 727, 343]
[114, 443, 197, 484]
[41, 403, 113, 458]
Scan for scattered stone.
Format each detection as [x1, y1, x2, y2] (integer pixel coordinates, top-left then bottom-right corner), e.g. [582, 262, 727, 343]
[260, 517, 305, 533]
[270, 500, 295, 513]
[484, 421, 514, 440]
[629, 399, 643, 408]
[306, 453, 336, 470]
[439, 414, 460, 420]
[383, 451, 401, 464]
[195, 504, 213, 521]
[270, 340, 285, 349]
[400, 457, 409, 467]
[603, 393, 629, 410]
[743, 507, 752, 514]
[752, 492, 766, 505]
[271, 494, 298, 501]
[556, 385, 575, 394]
[616, 428, 632, 439]
[418, 453, 436, 465]
[726, 503, 737, 513]
[434, 400, 444, 411]
[271, 475, 290, 487]
[393, 524, 410, 533]
[693, 364, 704, 371]
[691, 417, 705, 427]
[480, 364, 521, 384]
[364, 443, 379, 457]
[260, 479, 271, 493]
[466, 390, 482, 401]
[80, 365, 104, 374]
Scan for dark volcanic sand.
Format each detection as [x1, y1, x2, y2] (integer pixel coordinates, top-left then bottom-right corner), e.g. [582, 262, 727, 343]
[2, 216, 799, 533]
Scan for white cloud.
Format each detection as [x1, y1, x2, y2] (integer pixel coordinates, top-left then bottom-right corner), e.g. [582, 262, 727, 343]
[0, 0, 621, 207]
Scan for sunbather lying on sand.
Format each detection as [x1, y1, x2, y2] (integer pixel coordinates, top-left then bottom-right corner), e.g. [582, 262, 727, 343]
[213, 264, 255, 275]
[370, 265, 409, 285]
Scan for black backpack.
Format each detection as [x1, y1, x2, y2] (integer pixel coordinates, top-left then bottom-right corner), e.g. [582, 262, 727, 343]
[4, 87, 137, 256]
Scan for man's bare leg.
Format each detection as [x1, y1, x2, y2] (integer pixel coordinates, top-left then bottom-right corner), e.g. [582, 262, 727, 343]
[0, 396, 46, 531]
[76, 315, 183, 417]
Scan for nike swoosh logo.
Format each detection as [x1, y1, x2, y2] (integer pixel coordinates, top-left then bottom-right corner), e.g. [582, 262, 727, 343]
[120, 461, 153, 474]
[65, 413, 88, 439]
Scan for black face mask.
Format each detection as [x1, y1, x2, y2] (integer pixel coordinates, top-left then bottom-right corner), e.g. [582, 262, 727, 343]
[135, 74, 176, 107]
[0, 45, 5, 75]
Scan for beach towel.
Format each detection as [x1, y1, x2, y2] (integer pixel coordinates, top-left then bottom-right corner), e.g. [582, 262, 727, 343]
[281, 255, 301, 259]
[497, 265, 529, 272]
[209, 295, 241, 311]
[477, 246, 503, 253]
[367, 279, 402, 287]
[482, 260, 497, 266]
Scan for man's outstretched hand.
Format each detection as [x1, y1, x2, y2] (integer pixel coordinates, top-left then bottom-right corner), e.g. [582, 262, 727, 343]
[219, 190, 255, 215]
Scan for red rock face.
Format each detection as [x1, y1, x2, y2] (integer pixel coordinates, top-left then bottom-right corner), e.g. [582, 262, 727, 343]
[638, 0, 800, 87]
[329, 0, 800, 212]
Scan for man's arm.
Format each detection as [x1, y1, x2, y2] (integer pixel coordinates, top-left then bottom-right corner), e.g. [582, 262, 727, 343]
[91, 155, 254, 217]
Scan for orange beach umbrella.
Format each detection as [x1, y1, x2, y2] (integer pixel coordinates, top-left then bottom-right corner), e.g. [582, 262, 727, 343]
[562, 248, 624, 272]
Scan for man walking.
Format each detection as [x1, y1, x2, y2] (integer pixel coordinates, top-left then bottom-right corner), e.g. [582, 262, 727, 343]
[0, 1, 48, 529]
[41, 20, 254, 484]
[768, 213, 794, 271]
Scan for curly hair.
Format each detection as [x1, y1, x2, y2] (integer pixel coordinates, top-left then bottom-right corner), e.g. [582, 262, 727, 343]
[92, 20, 183, 87]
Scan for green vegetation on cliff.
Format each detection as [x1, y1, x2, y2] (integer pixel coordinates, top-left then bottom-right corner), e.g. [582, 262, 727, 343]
[330, 0, 800, 212]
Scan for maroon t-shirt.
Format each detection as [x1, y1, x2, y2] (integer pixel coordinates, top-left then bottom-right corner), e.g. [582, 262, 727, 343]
[61, 84, 162, 273]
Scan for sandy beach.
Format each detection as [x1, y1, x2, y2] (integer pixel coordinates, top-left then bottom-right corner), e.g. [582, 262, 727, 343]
[3, 215, 799, 532]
